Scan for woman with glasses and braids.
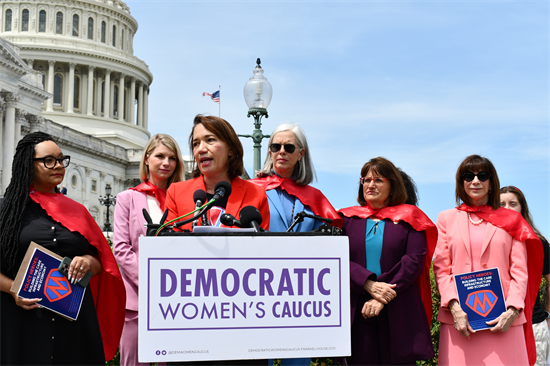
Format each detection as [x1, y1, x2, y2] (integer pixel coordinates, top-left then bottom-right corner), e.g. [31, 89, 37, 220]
[251, 123, 341, 366]
[500, 186, 550, 366]
[0, 132, 125, 365]
[338, 157, 435, 365]
[433, 155, 543, 366]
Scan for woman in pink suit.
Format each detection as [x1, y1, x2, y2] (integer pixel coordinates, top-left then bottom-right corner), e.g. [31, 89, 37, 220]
[113, 134, 185, 366]
[433, 155, 543, 366]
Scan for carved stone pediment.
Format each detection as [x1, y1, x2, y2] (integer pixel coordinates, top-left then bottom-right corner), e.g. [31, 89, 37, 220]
[0, 37, 33, 75]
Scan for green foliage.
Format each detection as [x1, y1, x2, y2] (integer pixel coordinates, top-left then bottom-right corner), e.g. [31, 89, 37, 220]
[106, 349, 119, 365]
[417, 265, 440, 366]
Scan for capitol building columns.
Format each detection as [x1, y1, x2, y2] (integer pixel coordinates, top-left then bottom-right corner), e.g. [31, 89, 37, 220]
[87, 66, 95, 116]
[46, 61, 55, 111]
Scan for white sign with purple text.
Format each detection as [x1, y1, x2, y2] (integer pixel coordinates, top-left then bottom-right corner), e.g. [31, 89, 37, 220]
[138, 235, 350, 363]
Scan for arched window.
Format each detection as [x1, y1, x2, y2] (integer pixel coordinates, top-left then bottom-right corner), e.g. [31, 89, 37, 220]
[101, 21, 106, 43]
[113, 85, 118, 116]
[53, 73, 63, 106]
[87, 17, 93, 40]
[40, 72, 45, 88]
[38, 10, 46, 32]
[21, 9, 29, 31]
[74, 75, 80, 109]
[112, 25, 116, 47]
[56, 12, 63, 34]
[5, 9, 12, 31]
[72, 14, 79, 37]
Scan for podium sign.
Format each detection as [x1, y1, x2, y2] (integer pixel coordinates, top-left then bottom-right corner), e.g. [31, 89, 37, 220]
[138, 235, 350, 363]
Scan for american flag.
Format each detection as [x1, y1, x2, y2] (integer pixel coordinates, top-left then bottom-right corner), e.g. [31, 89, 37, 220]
[202, 90, 220, 103]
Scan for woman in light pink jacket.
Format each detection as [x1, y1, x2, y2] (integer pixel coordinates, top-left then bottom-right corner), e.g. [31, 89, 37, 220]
[113, 134, 184, 366]
[433, 154, 543, 366]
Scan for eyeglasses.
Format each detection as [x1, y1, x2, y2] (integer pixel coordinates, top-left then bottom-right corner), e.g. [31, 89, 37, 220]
[269, 143, 298, 154]
[462, 171, 491, 182]
[33, 155, 71, 169]
[360, 177, 388, 185]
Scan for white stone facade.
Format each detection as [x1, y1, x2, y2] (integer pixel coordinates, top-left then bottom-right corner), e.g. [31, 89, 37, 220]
[0, 0, 157, 230]
[0, 0, 152, 149]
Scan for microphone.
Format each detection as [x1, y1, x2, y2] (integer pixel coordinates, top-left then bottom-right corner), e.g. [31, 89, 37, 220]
[213, 181, 232, 201]
[220, 213, 242, 228]
[239, 206, 263, 232]
[142, 208, 153, 224]
[193, 189, 208, 227]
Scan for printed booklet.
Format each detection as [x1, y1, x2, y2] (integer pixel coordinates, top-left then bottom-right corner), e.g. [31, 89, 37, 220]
[454, 267, 506, 331]
[10, 242, 85, 321]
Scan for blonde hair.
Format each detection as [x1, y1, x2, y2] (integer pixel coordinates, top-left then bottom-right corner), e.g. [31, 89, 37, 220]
[139, 134, 184, 187]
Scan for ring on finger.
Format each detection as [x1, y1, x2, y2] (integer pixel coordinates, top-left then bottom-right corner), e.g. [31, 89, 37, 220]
[80, 267, 84, 270]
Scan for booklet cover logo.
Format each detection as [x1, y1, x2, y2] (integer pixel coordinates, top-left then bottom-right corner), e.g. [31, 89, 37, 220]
[465, 289, 498, 317]
[44, 268, 72, 302]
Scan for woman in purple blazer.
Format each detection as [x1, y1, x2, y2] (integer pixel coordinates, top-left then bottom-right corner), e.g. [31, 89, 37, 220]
[113, 134, 185, 366]
[339, 157, 435, 365]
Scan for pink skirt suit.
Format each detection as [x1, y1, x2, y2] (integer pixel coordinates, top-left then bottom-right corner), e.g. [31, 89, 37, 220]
[433, 208, 531, 365]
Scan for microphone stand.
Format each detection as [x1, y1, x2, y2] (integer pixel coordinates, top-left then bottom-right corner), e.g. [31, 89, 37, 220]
[286, 211, 335, 233]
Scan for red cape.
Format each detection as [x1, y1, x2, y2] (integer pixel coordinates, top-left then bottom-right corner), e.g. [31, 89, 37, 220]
[250, 175, 342, 228]
[29, 191, 126, 361]
[130, 181, 167, 211]
[338, 204, 437, 325]
[457, 204, 543, 366]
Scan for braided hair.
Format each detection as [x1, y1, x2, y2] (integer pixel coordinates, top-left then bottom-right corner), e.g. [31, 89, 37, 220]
[0, 132, 55, 278]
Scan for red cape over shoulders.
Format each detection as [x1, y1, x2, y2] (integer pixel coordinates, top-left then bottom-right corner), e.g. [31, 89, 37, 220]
[250, 175, 342, 228]
[29, 191, 126, 361]
[457, 204, 543, 366]
[338, 204, 437, 325]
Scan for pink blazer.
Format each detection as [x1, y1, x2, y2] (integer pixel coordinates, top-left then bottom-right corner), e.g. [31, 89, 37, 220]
[433, 208, 528, 326]
[113, 189, 148, 311]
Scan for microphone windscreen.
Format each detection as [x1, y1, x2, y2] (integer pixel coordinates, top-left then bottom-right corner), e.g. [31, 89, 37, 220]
[193, 189, 207, 204]
[214, 181, 232, 198]
[220, 213, 236, 227]
[239, 206, 263, 228]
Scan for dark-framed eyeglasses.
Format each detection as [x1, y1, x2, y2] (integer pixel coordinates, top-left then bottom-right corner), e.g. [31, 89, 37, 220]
[360, 177, 388, 185]
[462, 171, 490, 182]
[33, 155, 71, 169]
[269, 143, 298, 154]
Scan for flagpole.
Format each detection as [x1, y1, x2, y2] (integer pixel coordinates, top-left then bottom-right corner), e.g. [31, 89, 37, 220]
[219, 85, 221, 117]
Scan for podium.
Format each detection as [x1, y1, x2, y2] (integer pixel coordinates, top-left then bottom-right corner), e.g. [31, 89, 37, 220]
[138, 232, 351, 363]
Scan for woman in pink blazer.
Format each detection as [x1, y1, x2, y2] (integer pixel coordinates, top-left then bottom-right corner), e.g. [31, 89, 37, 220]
[433, 155, 543, 366]
[113, 134, 185, 366]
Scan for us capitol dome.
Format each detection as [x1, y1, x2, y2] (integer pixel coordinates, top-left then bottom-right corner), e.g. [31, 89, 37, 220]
[0, 0, 156, 226]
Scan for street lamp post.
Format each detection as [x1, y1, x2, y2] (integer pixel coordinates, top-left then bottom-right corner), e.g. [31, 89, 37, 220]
[98, 184, 116, 237]
[239, 58, 273, 175]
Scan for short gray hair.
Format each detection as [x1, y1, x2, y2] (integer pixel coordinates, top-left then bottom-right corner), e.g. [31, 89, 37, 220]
[256, 123, 316, 185]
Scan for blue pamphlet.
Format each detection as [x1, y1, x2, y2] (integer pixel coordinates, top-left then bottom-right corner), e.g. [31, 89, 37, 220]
[454, 268, 506, 331]
[11, 242, 85, 321]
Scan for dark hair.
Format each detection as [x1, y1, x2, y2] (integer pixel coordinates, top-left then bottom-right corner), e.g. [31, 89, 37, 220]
[398, 168, 419, 206]
[357, 157, 407, 207]
[500, 186, 546, 241]
[188, 115, 244, 180]
[0, 132, 55, 278]
[455, 154, 500, 210]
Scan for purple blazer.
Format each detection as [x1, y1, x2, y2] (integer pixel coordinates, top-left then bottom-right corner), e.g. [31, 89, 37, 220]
[343, 215, 434, 364]
[113, 190, 148, 311]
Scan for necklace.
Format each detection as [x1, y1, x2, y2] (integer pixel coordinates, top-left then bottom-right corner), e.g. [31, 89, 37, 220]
[468, 212, 484, 225]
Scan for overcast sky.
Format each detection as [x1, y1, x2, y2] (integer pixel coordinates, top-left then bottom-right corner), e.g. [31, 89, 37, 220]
[127, 0, 549, 237]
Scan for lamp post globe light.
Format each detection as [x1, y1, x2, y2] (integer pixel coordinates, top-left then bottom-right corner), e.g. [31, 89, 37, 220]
[98, 184, 117, 236]
[239, 58, 272, 175]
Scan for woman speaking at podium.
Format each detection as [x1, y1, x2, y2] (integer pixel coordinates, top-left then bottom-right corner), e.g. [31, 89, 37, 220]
[113, 133, 184, 366]
[338, 157, 435, 365]
[0, 132, 125, 364]
[166, 114, 269, 231]
[433, 155, 542, 366]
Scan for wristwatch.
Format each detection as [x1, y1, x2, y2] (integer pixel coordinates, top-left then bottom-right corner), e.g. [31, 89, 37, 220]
[545, 310, 550, 319]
